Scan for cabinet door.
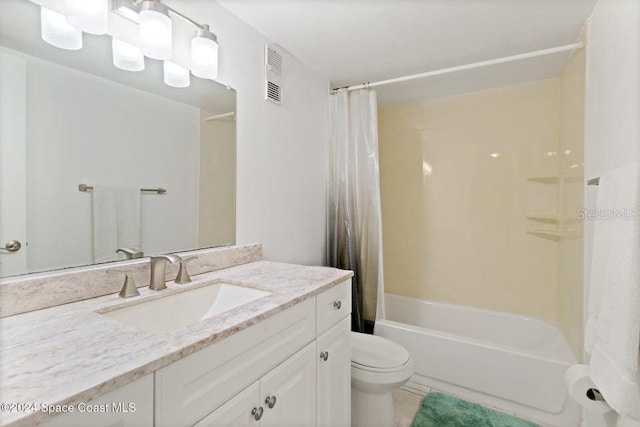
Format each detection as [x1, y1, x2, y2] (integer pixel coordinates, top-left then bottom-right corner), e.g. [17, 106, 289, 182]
[193, 382, 259, 427]
[259, 342, 316, 427]
[155, 298, 315, 427]
[317, 316, 351, 427]
[42, 375, 153, 427]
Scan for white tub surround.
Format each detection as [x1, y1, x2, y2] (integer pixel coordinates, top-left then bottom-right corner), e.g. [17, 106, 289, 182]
[375, 293, 580, 427]
[0, 244, 262, 317]
[0, 260, 353, 427]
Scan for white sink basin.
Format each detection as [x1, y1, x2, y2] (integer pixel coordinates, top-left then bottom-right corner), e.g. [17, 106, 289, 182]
[101, 283, 272, 334]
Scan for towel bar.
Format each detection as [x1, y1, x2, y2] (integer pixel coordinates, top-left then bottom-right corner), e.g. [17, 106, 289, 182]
[78, 184, 167, 194]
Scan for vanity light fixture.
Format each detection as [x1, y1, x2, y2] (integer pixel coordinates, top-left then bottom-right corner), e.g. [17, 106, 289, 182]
[64, 0, 109, 35]
[112, 38, 145, 72]
[163, 61, 190, 88]
[40, 7, 83, 50]
[191, 25, 218, 79]
[39, 0, 220, 88]
[138, 0, 172, 60]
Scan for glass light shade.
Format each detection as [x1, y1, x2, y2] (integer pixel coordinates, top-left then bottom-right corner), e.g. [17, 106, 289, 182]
[40, 7, 82, 50]
[112, 39, 145, 72]
[163, 61, 190, 88]
[191, 26, 218, 79]
[139, 1, 172, 60]
[64, 0, 108, 35]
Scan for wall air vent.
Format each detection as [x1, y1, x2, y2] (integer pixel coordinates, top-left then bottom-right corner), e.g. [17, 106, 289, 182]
[265, 45, 283, 104]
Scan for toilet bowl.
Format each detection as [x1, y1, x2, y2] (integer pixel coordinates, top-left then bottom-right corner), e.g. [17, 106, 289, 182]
[351, 331, 414, 427]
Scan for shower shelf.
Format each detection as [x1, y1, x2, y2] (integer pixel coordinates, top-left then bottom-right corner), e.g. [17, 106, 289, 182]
[526, 214, 580, 222]
[526, 229, 563, 241]
[526, 213, 559, 221]
[526, 175, 582, 184]
[525, 174, 583, 242]
[526, 229, 581, 242]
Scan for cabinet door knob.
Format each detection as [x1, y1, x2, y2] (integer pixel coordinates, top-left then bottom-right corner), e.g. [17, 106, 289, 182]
[265, 395, 277, 409]
[251, 407, 264, 421]
[320, 351, 329, 361]
[333, 300, 342, 310]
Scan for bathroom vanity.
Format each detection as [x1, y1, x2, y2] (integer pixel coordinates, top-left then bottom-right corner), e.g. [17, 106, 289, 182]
[0, 245, 353, 427]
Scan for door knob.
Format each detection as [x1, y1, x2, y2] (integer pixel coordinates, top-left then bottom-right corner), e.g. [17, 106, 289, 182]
[1, 240, 21, 252]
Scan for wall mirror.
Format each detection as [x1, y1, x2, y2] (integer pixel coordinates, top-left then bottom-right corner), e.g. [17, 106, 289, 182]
[0, 0, 236, 278]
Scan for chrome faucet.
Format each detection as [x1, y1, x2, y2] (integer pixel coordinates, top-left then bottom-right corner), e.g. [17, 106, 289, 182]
[149, 254, 182, 291]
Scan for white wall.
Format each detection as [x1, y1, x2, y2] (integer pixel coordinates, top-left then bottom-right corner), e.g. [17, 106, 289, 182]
[166, 0, 329, 266]
[24, 54, 200, 272]
[584, 0, 640, 425]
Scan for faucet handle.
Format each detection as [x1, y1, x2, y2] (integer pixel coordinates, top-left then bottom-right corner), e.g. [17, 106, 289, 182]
[116, 247, 144, 259]
[175, 256, 198, 284]
[106, 270, 140, 298]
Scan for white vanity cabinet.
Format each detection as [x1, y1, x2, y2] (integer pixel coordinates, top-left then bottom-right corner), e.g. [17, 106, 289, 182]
[155, 298, 317, 427]
[41, 374, 153, 427]
[196, 342, 317, 427]
[42, 280, 352, 427]
[155, 280, 352, 427]
[317, 316, 351, 427]
[164, 279, 352, 427]
[259, 342, 317, 426]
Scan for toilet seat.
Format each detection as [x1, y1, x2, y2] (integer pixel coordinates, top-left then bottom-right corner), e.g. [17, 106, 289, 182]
[351, 331, 410, 371]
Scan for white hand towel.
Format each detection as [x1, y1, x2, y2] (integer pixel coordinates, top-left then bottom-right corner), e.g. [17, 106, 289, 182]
[115, 187, 141, 255]
[585, 162, 640, 420]
[92, 186, 141, 263]
[92, 187, 118, 263]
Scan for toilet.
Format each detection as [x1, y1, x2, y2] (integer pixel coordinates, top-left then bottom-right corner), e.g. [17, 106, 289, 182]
[351, 332, 415, 427]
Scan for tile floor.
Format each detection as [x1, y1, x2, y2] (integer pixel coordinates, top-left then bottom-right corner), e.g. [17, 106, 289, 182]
[392, 386, 552, 427]
[393, 388, 423, 427]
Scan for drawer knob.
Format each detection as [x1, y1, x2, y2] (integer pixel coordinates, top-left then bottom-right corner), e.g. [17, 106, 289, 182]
[265, 395, 277, 409]
[252, 407, 264, 421]
[320, 351, 329, 361]
[333, 300, 342, 310]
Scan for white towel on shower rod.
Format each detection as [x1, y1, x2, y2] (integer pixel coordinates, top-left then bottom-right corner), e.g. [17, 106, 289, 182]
[585, 162, 640, 420]
[92, 186, 141, 263]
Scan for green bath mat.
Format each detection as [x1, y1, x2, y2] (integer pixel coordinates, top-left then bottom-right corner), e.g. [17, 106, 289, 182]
[410, 392, 540, 427]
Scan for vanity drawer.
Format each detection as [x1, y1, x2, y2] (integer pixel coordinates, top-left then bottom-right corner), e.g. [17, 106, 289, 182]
[316, 280, 351, 335]
[154, 298, 315, 427]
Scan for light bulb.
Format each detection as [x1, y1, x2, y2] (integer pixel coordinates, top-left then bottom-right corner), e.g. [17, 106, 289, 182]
[40, 7, 82, 50]
[112, 38, 145, 72]
[163, 61, 190, 88]
[139, 1, 172, 60]
[64, 0, 108, 35]
[191, 25, 218, 79]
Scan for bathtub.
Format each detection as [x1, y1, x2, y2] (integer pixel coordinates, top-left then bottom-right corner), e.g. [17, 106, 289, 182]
[374, 293, 581, 427]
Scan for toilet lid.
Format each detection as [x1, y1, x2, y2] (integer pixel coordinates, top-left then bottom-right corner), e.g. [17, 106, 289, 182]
[351, 332, 410, 369]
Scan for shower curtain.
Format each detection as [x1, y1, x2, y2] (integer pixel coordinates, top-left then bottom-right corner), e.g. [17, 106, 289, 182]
[326, 89, 385, 333]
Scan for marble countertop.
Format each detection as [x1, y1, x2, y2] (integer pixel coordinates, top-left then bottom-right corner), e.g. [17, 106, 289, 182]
[0, 261, 352, 427]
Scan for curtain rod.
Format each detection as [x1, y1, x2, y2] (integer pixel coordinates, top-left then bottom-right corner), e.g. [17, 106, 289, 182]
[332, 42, 584, 93]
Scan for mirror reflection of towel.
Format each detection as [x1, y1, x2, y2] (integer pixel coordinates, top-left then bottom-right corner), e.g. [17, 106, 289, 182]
[92, 186, 141, 263]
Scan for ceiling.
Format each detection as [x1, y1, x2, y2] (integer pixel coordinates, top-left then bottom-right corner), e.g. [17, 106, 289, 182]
[217, 0, 597, 105]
